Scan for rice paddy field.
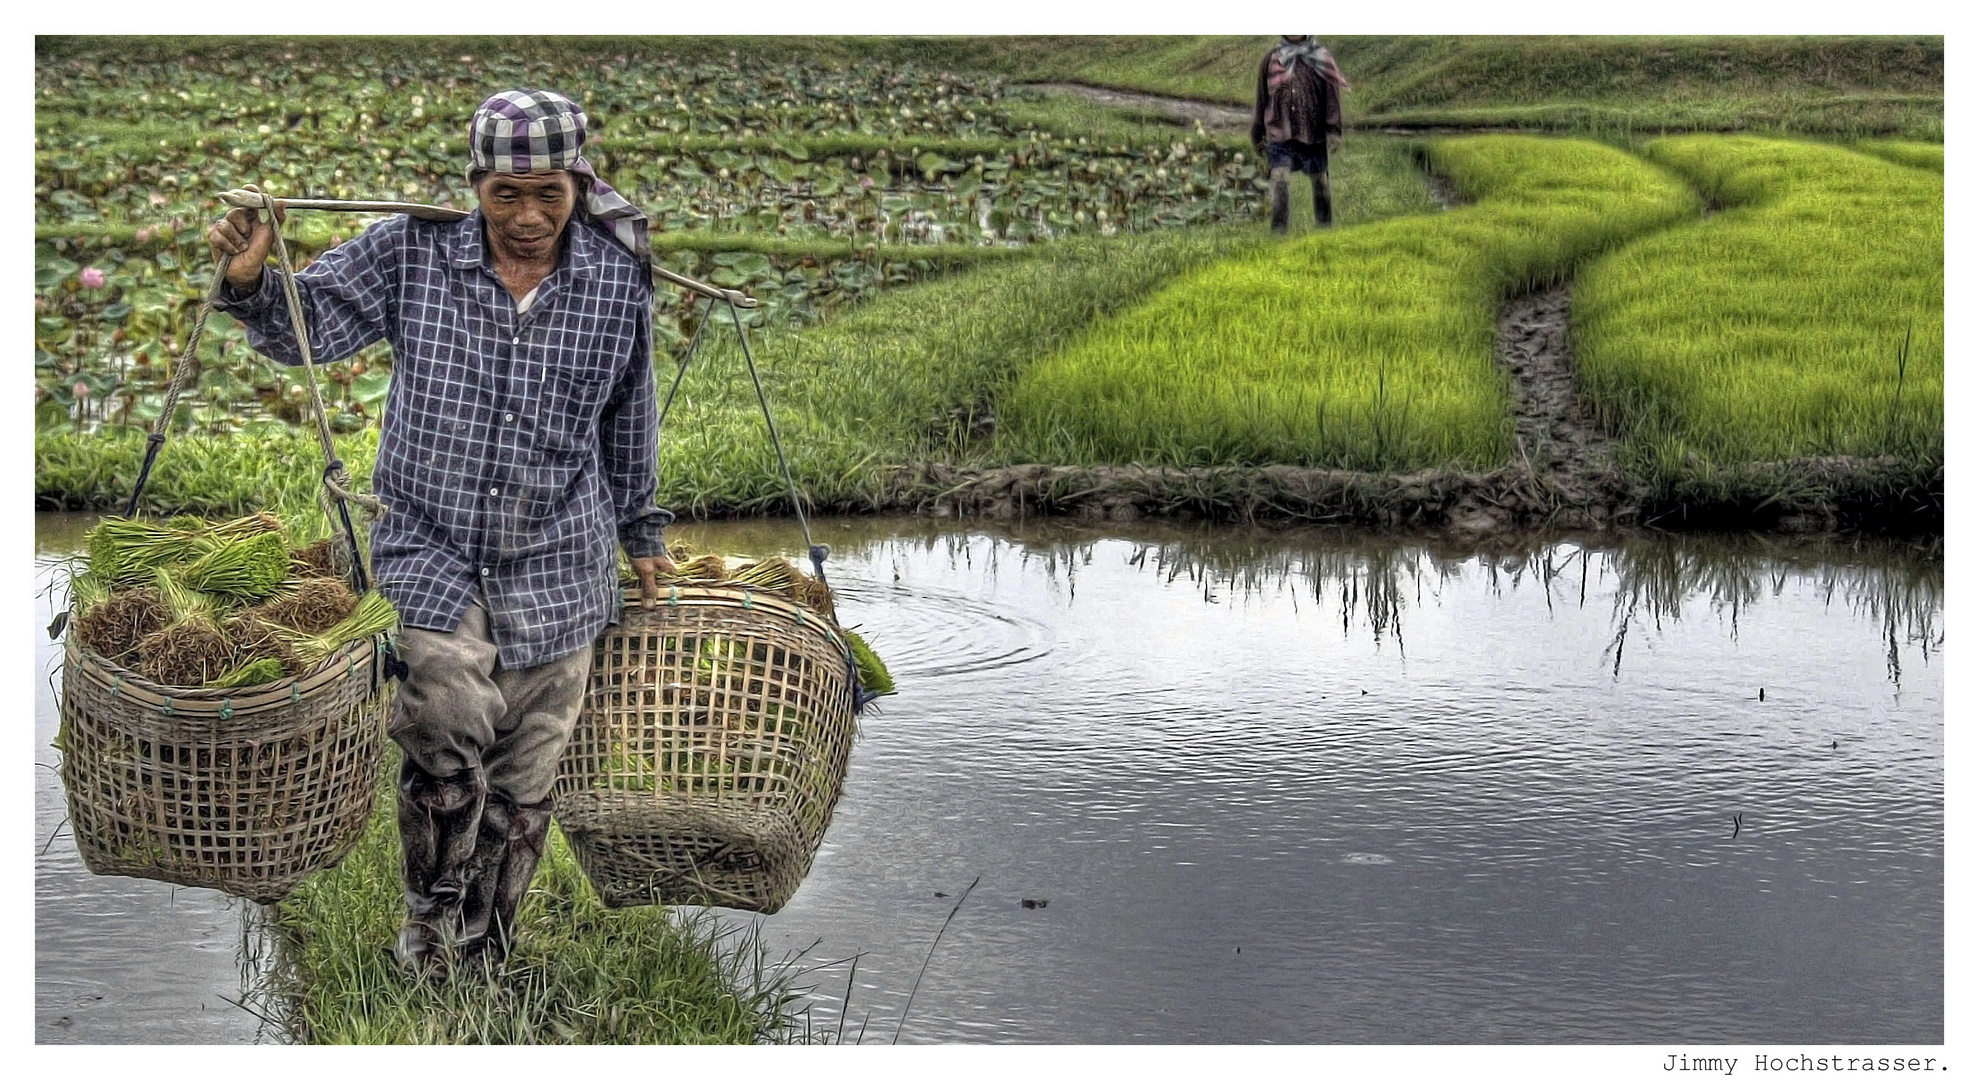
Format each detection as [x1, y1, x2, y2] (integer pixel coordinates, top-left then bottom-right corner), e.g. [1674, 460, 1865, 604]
[1574, 136, 1944, 480]
[997, 136, 1697, 471]
[33, 35, 1946, 1047]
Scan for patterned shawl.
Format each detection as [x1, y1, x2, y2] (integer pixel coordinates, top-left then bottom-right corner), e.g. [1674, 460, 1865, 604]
[1272, 37, 1351, 93]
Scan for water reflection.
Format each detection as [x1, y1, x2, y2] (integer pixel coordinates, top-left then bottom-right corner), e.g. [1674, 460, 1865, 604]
[36, 513, 1941, 1044]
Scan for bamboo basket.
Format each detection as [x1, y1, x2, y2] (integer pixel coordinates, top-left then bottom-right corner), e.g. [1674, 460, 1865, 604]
[58, 634, 392, 904]
[554, 584, 858, 913]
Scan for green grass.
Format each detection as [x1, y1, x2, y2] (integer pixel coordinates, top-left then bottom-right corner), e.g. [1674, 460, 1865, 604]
[33, 135, 1435, 518]
[1574, 136, 1943, 481]
[650, 226, 1265, 514]
[36, 426, 378, 525]
[996, 135, 1699, 472]
[994, 88, 1248, 148]
[1339, 36, 1941, 139]
[1851, 139, 1943, 171]
[259, 752, 796, 1044]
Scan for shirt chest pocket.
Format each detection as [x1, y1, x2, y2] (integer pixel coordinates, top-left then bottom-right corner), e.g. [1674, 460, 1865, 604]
[532, 347, 618, 453]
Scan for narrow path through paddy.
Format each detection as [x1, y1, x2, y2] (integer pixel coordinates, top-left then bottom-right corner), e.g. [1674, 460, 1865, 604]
[1493, 285, 1627, 530]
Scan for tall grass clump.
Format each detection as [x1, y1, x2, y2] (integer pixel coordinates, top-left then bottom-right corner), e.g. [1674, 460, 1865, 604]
[260, 753, 799, 1044]
[998, 135, 1698, 471]
[1574, 136, 1943, 478]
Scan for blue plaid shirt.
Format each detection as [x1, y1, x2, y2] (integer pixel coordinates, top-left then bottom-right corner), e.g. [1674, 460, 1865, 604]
[217, 211, 672, 669]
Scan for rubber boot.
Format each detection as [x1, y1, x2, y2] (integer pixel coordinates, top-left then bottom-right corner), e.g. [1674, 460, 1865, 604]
[393, 759, 487, 978]
[1269, 177, 1291, 235]
[451, 792, 553, 972]
[450, 792, 513, 977]
[487, 796, 555, 966]
[1314, 169, 1335, 228]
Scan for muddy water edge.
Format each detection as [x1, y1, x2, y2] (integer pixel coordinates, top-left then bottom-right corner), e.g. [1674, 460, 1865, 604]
[35, 512, 1941, 1043]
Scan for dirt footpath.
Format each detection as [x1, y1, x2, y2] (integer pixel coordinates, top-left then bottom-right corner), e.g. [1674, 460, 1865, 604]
[1010, 83, 1250, 133]
[1494, 286, 1631, 530]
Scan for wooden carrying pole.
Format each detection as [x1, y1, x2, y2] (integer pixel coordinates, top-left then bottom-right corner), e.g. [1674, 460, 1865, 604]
[214, 189, 759, 308]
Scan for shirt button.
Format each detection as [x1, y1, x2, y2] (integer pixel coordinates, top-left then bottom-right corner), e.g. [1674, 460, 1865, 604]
[488, 486, 501, 497]
[511, 336, 520, 345]
[480, 567, 491, 577]
[504, 412, 515, 422]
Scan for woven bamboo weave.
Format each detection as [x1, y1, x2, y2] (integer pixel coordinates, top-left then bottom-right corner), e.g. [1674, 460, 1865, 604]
[555, 584, 857, 913]
[58, 636, 392, 904]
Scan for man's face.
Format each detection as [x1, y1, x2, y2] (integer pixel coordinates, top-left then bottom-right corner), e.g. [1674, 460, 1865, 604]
[476, 171, 577, 261]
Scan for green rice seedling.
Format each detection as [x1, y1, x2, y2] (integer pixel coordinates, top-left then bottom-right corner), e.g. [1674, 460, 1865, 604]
[843, 629, 895, 696]
[206, 656, 288, 689]
[151, 564, 223, 627]
[1850, 139, 1942, 172]
[85, 518, 190, 586]
[1574, 136, 1943, 479]
[180, 531, 292, 600]
[133, 565, 237, 686]
[999, 135, 1699, 471]
[67, 569, 110, 612]
[271, 591, 400, 668]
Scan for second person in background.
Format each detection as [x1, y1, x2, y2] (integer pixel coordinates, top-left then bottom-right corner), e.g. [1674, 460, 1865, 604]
[1251, 35, 1350, 234]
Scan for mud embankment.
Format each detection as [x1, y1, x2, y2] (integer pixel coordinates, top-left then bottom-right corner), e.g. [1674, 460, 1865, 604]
[857, 282, 1939, 538]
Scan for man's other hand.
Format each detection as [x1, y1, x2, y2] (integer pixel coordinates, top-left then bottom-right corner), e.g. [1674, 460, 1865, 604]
[631, 551, 679, 609]
[1328, 134, 1342, 154]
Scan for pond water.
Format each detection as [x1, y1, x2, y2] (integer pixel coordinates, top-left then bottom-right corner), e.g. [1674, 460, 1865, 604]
[34, 513, 1943, 1044]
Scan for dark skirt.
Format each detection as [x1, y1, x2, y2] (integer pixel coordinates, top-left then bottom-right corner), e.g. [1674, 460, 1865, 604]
[1265, 139, 1329, 175]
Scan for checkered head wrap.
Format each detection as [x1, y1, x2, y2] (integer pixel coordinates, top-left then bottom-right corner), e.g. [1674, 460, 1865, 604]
[468, 88, 649, 265]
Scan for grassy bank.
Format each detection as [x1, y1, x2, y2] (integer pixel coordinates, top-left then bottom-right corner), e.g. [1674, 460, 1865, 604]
[1574, 137, 1943, 501]
[1342, 36, 1942, 139]
[995, 136, 1698, 473]
[35, 427, 378, 524]
[259, 752, 795, 1043]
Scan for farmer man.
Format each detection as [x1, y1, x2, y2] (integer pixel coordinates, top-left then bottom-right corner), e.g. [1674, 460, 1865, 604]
[207, 88, 676, 977]
[1250, 35, 1350, 234]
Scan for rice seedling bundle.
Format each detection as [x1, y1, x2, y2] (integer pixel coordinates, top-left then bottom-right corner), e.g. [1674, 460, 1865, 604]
[71, 514, 390, 690]
[1575, 136, 1943, 470]
[619, 541, 891, 694]
[999, 135, 1699, 472]
[61, 512, 398, 903]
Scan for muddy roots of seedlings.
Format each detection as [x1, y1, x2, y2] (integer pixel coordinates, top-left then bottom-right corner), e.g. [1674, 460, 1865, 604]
[75, 586, 171, 662]
[135, 621, 238, 687]
[255, 577, 358, 635]
[230, 610, 306, 676]
[291, 538, 348, 581]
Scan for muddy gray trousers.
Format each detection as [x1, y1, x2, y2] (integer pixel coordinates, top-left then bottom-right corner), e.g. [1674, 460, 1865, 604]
[388, 600, 592, 974]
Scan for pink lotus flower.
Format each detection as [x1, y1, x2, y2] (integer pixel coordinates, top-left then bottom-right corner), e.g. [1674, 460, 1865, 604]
[134, 226, 154, 243]
[79, 267, 105, 288]
[73, 381, 89, 400]
[859, 176, 875, 190]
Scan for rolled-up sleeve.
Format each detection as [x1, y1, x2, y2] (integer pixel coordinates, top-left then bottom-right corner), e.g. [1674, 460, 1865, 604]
[214, 216, 404, 367]
[599, 291, 673, 558]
